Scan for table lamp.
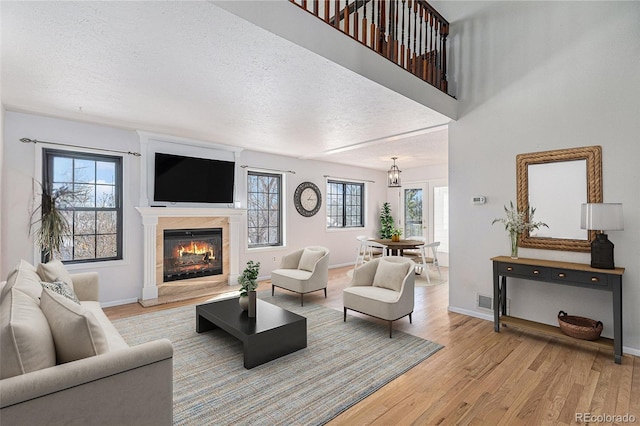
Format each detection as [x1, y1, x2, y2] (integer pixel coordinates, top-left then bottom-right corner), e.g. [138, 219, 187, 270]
[580, 203, 624, 269]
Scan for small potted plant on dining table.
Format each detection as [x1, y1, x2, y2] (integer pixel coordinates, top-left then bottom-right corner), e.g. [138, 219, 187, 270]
[391, 227, 403, 242]
[239, 260, 260, 317]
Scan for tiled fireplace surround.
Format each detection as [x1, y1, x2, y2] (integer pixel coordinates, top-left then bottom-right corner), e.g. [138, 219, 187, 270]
[136, 207, 245, 306]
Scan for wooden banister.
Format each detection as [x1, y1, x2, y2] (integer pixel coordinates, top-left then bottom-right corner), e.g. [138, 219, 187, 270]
[290, 0, 450, 95]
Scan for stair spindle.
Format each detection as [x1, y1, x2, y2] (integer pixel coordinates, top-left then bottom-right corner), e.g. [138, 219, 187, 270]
[400, 0, 406, 67]
[344, 0, 350, 35]
[412, 2, 417, 73]
[362, 0, 368, 46]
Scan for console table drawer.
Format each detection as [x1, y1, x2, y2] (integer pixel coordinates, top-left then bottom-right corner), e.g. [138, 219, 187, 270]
[551, 268, 609, 287]
[499, 263, 549, 279]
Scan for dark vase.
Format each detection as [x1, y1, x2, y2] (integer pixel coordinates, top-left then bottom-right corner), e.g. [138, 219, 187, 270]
[248, 291, 257, 318]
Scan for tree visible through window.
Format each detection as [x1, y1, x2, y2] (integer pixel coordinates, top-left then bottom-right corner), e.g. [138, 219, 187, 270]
[43, 149, 123, 262]
[247, 171, 282, 247]
[326, 180, 364, 228]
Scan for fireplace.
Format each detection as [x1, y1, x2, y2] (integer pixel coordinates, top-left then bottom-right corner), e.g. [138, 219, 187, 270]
[163, 228, 223, 282]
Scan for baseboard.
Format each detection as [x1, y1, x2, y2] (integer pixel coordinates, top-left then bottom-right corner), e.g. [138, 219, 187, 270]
[448, 305, 493, 322]
[101, 297, 139, 308]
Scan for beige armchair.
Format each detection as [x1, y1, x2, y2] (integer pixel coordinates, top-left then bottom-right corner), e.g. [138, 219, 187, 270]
[271, 246, 330, 306]
[343, 257, 415, 337]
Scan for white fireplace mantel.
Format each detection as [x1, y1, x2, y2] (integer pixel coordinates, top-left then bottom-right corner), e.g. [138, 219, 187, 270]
[135, 207, 246, 301]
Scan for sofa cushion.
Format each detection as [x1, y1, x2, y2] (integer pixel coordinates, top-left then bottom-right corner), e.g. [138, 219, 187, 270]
[3, 259, 43, 302]
[40, 287, 109, 363]
[82, 301, 129, 351]
[0, 285, 56, 379]
[372, 259, 409, 292]
[37, 259, 74, 291]
[298, 248, 325, 272]
[41, 279, 80, 304]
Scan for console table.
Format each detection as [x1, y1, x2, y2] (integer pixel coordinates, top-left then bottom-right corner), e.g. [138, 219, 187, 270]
[491, 256, 625, 364]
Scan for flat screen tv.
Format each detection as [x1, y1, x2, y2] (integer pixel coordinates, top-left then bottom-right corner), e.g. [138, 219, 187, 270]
[153, 152, 235, 204]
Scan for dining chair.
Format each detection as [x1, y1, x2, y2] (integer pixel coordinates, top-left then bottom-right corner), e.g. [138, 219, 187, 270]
[401, 236, 426, 259]
[355, 237, 387, 267]
[414, 241, 441, 284]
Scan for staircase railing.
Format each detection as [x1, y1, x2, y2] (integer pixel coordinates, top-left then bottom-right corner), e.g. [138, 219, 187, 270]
[290, 0, 450, 94]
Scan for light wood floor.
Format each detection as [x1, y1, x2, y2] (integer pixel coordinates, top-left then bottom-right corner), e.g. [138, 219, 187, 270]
[104, 266, 639, 425]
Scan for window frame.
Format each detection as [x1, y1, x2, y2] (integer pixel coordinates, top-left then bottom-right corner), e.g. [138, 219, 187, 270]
[246, 170, 283, 249]
[326, 180, 365, 229]
[42, 148, 123, 264]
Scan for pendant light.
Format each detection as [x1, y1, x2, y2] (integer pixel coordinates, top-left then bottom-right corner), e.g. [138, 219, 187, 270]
[387, 157, 401, 187]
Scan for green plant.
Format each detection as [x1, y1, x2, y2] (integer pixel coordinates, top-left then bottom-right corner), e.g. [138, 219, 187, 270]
[30, 182, 81, 262]
[238, 260, 261, 296]
[391, 227, 403, 237]
[379, 202, 395, 239]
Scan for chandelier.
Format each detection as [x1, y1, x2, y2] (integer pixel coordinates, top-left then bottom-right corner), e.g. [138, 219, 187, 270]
[387, 157, 401, 187]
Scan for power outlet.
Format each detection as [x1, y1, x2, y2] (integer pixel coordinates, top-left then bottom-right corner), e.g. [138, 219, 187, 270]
[272, 256, 277, 262]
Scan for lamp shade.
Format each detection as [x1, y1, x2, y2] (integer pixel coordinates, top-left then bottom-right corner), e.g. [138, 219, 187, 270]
[580, 203, 624, 231]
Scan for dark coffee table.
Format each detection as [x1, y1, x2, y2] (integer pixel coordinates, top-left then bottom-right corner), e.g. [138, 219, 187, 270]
[196, 297, 307, 369]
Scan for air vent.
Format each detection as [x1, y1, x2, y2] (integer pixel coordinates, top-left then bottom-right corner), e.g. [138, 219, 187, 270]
[477, 294, 493, 310]
[477, 293, 510, 314]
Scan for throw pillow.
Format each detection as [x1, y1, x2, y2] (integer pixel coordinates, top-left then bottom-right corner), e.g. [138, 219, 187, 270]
[298, 248, 325, 272]
[41, 279, 80, 304]
[372, 259, 410, 292]
[37, 260, 74, 291]
[3, 259, 43, 302]
[0, 287, 56, 379]
[40, 288, 109, 364]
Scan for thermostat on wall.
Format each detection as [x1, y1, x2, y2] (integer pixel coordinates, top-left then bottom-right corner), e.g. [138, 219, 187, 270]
[472, 196, 486, 205]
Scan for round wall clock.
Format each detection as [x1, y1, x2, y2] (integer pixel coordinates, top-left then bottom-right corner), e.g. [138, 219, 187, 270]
[294, 181, 322, 217]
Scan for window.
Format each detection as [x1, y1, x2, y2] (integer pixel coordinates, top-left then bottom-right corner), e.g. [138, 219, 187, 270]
[326, 180, 364, 228]
[247, 171, 282, 248]
[43, 149, 123, 263]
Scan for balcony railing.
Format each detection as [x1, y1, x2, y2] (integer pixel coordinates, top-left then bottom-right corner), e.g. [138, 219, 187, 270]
[290, 0, 450, 95]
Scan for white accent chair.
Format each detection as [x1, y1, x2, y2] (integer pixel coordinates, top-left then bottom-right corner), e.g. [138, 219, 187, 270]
[355, 237, 387, 267]
[343, 257, 415, 338]
[271, 246, 330, 306]
[414, 242, 442, 284]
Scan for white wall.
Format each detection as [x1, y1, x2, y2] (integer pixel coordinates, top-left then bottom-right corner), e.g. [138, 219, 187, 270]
[3, 112, 143, 305]
[446, 1, 640, 354]
[1, 111, 388, 305]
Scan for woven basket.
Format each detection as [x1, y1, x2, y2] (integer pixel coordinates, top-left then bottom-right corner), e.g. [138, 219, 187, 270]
[557, 311, 603, 341]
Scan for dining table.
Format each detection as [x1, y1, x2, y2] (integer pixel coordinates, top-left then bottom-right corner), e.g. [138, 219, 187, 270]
[372, 239, 424, 256]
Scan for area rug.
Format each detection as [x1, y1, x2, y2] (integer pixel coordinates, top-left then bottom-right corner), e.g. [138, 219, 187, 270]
[113, 293, 442, 425]
[345, 266, 448, 287]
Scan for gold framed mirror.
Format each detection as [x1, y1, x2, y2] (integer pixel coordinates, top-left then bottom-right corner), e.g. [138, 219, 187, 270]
[516, 146, 602, 252]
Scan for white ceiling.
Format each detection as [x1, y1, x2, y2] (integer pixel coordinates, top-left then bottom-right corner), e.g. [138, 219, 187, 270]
[1, 1, 450, 172]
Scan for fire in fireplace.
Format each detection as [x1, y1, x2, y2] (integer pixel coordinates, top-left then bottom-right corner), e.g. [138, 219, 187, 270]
[163, 228, 223, 282]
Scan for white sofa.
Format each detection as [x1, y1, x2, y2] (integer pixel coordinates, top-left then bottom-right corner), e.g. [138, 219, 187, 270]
[0, 260, 174, 426]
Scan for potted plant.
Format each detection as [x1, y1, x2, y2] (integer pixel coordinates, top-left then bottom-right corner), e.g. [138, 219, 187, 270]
[30, 182, 81, 262]
[238, 260, 260, 317]
[492, 201, 548, 259]
[379, 202, 395, 239]
[391, 227, 403, 242]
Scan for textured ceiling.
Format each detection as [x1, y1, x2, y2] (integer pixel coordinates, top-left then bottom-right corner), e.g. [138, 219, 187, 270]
[1, 1, 449, 171]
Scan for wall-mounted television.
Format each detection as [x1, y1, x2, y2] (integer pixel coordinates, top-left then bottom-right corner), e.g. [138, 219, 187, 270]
[153, 152, 235, 204]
